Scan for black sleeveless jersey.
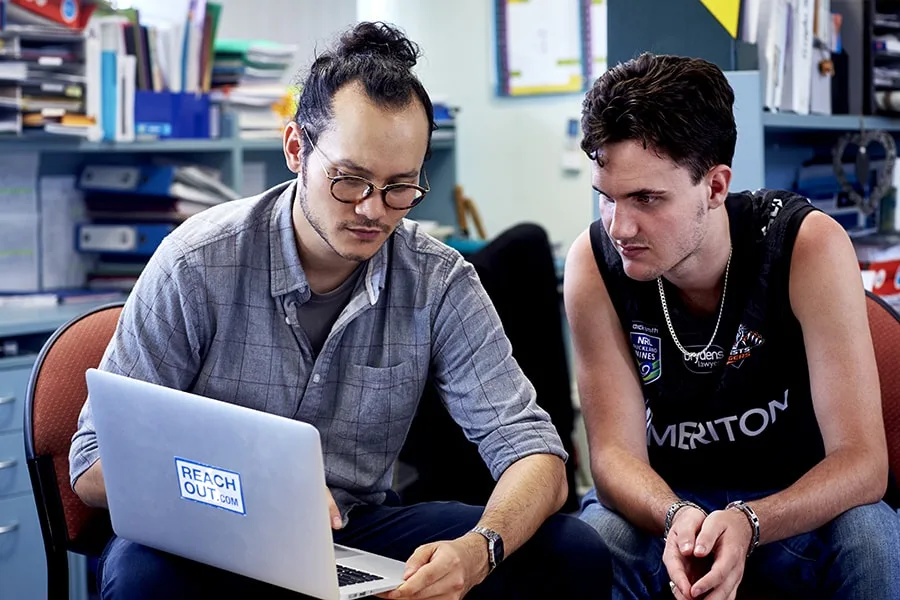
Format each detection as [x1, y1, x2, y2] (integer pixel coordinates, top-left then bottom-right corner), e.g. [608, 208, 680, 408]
[589, 190, 825, 492]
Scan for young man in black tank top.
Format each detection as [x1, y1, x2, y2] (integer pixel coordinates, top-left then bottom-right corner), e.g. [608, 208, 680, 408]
[565, 53, 900, 599]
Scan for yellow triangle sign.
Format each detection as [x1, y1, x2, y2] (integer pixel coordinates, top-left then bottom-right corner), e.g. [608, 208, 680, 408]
[700, 0, 740, 38]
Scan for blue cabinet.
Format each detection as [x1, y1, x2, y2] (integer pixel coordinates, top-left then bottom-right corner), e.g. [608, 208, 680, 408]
[0, 304, 109, 600]
[0, 493, 48, 599]
[0, 358, 47, 600]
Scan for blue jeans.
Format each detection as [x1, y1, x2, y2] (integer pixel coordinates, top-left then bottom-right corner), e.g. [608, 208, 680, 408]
[99, 498, 612, 599]
[579, 487, 900, 600]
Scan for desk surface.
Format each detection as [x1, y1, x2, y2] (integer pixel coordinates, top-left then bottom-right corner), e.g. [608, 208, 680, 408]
[0, 300, 123, 338]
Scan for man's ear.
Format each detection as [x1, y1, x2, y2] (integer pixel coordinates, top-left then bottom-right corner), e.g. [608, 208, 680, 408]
[707, 164, 732, 209]
[284, 121, 304, 174]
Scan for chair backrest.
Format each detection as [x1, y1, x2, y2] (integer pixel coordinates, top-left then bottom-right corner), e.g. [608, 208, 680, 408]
[24, 302, 123, 599]
[865, 292, 900, 497]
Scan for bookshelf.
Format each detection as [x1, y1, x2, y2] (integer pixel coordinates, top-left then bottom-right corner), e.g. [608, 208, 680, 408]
[0, 123, 459, 225]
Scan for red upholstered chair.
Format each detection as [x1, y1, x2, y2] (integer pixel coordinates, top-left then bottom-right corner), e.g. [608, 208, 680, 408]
[24, 302, 123, 599]
[866, 291, 900, 495]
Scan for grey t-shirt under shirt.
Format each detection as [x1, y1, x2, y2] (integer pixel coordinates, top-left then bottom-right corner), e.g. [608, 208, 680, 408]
[297, 264, 364, 356]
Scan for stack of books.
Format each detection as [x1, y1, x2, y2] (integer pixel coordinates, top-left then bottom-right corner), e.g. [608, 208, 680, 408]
[87, 2, 223, 142]
[211, 39, 297, 139]
[0, 0, 100, 136]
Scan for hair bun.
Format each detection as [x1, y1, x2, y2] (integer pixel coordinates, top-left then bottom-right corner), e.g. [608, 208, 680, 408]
[337, 21, 420, 69]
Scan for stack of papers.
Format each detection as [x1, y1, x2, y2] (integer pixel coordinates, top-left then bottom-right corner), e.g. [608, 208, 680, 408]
[0, 9, 92, 137]
[211, 39, 297, 139]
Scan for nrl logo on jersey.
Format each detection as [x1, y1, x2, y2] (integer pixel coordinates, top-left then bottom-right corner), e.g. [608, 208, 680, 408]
[727, 323, 765, 368]
[631, 323, 661, 384]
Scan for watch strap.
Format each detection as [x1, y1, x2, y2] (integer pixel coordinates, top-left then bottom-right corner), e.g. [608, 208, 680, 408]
[470, 526, 502, 571]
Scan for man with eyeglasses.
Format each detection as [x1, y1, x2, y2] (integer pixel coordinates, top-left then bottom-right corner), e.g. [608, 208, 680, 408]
[69, 21, 612, 600]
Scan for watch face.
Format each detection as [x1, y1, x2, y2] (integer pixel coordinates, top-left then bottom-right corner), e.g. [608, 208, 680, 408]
[493, 536, 504, 564]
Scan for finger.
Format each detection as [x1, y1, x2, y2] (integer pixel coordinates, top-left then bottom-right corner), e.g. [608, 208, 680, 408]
[395, 544, 457, 596]
[326, 490, 342, 529]
[403, 543, 440, 580]
[663, 549, 694, 599]
[664, 532, 699, 594]
[671, 569, 693, 599]
[379, 569, 454, 600]
[405, 571, 460, 600]
[695, 571, 741, 600]
[691, 557, 739, 599]
[669, 580, 690, 600]
[670, 510, 705, 556]
[394, 559, 453, 598]
[673, 523, 700, 556]
[694, 516, 727, 558]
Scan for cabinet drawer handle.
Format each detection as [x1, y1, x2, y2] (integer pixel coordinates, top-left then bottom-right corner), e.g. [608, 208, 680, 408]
[0, 395, 14, 405]
[0, 458, 16, 470]
[0, 521, 18, 535]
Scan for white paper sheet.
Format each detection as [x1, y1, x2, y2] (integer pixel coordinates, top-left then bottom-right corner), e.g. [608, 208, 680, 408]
[0, 151, 39, 214]
[590, 0, 608, 77]
[0, 213, 39, 292]
[40, 176, 90, 290]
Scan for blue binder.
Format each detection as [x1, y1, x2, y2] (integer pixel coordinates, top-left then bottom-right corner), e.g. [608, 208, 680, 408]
[76, 223, 174, 256]
[78, 164, 181, 197]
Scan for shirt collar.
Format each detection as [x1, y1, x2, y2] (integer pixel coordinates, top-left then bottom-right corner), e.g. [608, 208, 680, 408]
[268, 179, 389, 305]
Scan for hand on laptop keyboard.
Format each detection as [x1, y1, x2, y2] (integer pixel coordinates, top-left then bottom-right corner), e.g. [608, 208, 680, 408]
[374, 533, 489, 600]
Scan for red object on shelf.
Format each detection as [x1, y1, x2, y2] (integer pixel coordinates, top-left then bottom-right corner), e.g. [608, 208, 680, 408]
[861, 259, 900, 298]
[9, 0, 97, 30]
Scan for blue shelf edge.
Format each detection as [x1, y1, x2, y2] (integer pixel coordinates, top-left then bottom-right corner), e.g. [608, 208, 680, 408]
[0, 137, 239, 153]
[0, 128, 457, 154]
[0, 301, 119, 339]
[763, 112, 900, 132]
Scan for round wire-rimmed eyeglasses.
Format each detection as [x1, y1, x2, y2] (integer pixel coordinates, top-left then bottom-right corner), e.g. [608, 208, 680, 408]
[303, 127, 430, 210]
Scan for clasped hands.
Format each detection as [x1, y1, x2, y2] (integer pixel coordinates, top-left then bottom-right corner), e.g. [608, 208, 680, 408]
[663, 505, 754, 600]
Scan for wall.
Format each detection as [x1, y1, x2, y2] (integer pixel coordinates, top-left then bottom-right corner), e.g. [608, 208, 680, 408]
[358, 0, 597, 251]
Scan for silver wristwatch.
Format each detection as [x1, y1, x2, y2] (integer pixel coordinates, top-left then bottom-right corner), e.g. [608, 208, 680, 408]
[471, 526, 505, 573]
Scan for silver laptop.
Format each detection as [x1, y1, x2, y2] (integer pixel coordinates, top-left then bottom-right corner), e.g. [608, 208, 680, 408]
[86, 368, 407, 600]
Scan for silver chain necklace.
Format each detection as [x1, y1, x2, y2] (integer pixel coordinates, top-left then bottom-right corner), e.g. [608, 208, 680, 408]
[657, 248, 732, 361]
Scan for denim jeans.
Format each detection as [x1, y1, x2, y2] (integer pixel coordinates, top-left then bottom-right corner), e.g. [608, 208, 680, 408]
[579, 487, 900, 600]
[98, 498, 612, 599]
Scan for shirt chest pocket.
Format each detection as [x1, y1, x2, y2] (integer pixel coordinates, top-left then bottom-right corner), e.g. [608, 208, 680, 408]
[337, 361, 421, 442]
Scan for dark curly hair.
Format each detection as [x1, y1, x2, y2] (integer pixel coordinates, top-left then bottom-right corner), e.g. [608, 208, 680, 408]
[294, 21, 436, 164]
[581, 53, 736, 184]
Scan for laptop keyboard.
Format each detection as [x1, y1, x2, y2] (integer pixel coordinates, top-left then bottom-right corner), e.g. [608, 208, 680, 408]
[337, 564, 384, 587]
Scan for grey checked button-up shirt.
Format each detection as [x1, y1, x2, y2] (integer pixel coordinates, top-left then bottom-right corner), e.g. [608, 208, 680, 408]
[70, 180, 567, 518]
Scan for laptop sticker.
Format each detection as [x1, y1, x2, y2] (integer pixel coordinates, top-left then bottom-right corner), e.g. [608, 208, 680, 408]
[175, 457, 246, 515]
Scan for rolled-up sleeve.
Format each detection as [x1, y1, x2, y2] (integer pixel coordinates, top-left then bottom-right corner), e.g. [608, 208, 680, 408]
[430, 256, 567, 479]
[69, 236, 205, 488]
